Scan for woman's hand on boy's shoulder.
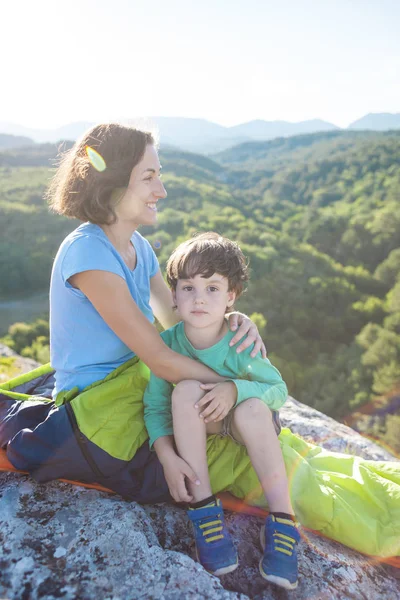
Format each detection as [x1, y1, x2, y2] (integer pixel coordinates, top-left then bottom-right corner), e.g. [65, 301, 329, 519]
[227, 312, 267, 358]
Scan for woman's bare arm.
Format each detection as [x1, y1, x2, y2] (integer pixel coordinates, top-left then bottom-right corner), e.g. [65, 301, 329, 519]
[149, 270, 179, 330]
[69, 270, 224, 384]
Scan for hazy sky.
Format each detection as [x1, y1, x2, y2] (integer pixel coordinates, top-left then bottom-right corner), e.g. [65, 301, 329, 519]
[1, 0, 399, 128]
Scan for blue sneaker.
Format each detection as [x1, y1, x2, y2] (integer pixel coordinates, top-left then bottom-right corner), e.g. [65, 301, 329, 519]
[259, 514, 300, 590]
[187, 499, 238, 576]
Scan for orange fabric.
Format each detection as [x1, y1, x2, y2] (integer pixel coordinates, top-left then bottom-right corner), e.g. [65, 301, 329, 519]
[1, 448, 398, 568]
[0, 449, 20, 473]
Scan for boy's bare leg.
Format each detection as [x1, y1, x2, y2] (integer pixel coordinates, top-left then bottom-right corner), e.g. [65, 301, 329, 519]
[231, 398, 293, 514]
[172, 380, 222, 502]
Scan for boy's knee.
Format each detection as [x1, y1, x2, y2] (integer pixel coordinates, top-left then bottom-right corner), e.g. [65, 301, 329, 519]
[173, 379, 201, 396]
[172, 380, 202, 410]
[234, 398, 271, 422]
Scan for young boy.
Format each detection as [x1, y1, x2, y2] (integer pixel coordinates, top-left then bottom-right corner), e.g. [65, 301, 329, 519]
[143, 232, 300, 590]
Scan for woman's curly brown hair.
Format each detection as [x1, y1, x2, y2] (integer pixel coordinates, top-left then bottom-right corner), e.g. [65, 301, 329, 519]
[46, 123, 154, 224]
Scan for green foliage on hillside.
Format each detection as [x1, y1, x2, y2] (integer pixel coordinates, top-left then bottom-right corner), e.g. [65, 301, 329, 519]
[0, 132, 399, 443]
[1, 318, 50, 363]
[0, 165, 77, 296]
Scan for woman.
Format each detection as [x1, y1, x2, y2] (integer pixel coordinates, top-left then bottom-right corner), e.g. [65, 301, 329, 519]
[0, 123, 265, 500]
[1, 125, 399, 560]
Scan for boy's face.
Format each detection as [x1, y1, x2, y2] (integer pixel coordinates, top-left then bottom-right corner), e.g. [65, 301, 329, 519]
[173, 273, 236, 329]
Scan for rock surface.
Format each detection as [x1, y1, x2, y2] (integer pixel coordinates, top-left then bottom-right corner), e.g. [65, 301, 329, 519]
[0, 381, 399, 598]
[281, 396, 397, 461]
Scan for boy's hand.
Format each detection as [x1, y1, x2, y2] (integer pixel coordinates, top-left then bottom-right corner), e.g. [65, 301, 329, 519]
[161, 453, 200, 503]
[196, 381, 237, 423]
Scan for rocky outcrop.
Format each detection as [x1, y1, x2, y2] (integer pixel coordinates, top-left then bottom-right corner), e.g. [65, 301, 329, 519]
[0, 368, 399, 598]
[280, 396, 396, 461]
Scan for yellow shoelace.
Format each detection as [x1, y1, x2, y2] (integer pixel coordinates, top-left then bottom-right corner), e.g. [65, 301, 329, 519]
[273, 517, 297, 556]
[199, 518, 224, 543]
[273, 532, 297, 556]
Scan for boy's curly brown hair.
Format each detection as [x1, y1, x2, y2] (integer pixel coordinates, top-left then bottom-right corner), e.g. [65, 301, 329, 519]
[166, 232, 249, 297]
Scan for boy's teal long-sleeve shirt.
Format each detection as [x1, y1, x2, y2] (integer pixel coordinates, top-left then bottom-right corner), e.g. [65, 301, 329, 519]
[143, 321, 288, 448]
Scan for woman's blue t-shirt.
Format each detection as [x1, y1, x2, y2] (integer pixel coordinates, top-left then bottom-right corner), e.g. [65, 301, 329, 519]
[50, 223, 159, 397]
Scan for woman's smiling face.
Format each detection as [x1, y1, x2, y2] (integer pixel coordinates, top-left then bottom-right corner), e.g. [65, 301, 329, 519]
[114, 144, 167, 226]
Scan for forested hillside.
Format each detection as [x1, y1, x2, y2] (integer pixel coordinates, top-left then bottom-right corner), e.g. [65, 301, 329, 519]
[1, 131, 399, 450]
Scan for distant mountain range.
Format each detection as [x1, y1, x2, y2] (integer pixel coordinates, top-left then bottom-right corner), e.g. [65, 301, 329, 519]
[0, 133, 35, 149]
[348, 113, 400, 130]
[0, 113, 399, 154]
